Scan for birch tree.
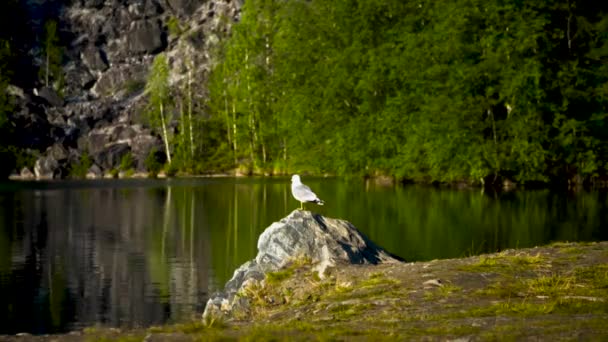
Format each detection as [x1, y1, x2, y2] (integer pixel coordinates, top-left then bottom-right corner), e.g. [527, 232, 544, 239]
[145, 54, 172, 164]
[40, 20, 63, 90]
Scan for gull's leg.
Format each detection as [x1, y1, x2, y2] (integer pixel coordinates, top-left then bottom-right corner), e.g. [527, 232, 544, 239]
[300, 201, 303, 210]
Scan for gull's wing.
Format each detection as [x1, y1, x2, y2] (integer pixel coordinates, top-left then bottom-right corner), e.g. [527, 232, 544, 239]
[292, 183, 318, 202]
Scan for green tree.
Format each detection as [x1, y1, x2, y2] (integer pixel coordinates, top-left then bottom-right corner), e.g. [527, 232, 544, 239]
[207, 0, 608, 184]
[0, 40, 16, 178]
[145, 53, 173, 164]
[40, 20, 63, 90]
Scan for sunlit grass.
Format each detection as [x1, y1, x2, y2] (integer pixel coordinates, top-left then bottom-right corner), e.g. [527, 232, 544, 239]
[527, 274, 575, 297]
[460, 252, 545, 273]
[359, 272, 400, 287]
[266, 268, 295, 284]
[424, 283, 462, 301]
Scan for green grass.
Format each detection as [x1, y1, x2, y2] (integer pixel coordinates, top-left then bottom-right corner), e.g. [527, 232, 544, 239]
[70, 152, 93, 178]
[424, 283, 463, 300]
[328, 302, 374, 320]
[266, 268, 295, 284]
[359, 272, 400, 287]
[460, 252, 545, 273]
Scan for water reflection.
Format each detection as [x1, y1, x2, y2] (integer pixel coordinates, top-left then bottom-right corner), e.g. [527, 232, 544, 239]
[0, 178, 606, 334]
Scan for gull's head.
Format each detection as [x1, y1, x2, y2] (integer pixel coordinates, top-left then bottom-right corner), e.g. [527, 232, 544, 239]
[291, 174, 301, 184]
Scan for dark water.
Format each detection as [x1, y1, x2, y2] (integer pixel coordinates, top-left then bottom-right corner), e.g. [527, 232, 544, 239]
[0, 177, 606, 334]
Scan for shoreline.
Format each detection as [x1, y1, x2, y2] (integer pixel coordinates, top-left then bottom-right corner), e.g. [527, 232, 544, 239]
[2, 241, 606, 341]
[7, 171, 608, 192]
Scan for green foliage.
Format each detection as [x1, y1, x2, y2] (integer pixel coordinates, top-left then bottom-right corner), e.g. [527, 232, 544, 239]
[145, 149, 164, 176]
[12, 147, 38, 170]
[144, 54, 173, 164]
[0, 40, 17, 178]
[123, 79, 145, 96]
[0, 39, 13, 132]
[119, 152, 135, 171]
[145, 54, 171, 124]
[164, 162, 178, 177]
[205, 0, 608, 184]
[166, 16, 184, 38]
[109, 168, 119, 178]
[39, 20, 63, 90]
[70, 152, 93, 178]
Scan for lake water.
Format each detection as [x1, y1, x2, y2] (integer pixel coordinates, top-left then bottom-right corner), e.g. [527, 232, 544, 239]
[0, 177, 606, 334]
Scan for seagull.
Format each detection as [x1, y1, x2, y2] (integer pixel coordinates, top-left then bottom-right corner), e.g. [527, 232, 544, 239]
[291, 174, 324, 210]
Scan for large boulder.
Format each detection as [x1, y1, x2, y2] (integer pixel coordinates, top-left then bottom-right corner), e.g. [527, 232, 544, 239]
[81, 45, 109, 73]
[34, 155, 60, 179]
[91, 64, 148, 98]
[165, 0, 198, 16]
[126, 19, 164, 54]
[86, 163, 103, 179]
[128, 0, 163, 19]
[131, 133, 163, 168]
[35, 87, 64, 107]
[20, 167, 35, 179]
[202, 210, 401, 323]
[47, 143, 69, 162]
[92, 142, 131, 170]
[82, 0, 104, 9]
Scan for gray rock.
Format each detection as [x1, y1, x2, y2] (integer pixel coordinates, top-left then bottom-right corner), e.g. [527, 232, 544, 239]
[7, 85, 26, 99]
[35, 87, 64, 107]
[166, 0, 197, 16]
[48, 143, 69, 161]
[256, 211, 398, 270]
[82, 45, 109, 72]
[128, 0, 162, 19]
[93, 142, 130, 170]
[92, 64, 148, 98]
[82, 0, 104, 8]
[86, 164, 103, 179]
[202, 210, 401, 323]
[20, 167, 35, 179]
[127, 19, 164, 54]
[10, 0, 243, 179]
[82, 131, 110, 155]
[34, 156, 60, 179]
[131, 134, 163, 169]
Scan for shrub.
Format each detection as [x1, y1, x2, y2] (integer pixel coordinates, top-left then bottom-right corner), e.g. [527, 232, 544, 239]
[123, 79, 145, 96]
[167, 16, 183, 38]
[70, 152, 92, 179]
[145, 148, 164, 176]
[119, 152, 135, 171]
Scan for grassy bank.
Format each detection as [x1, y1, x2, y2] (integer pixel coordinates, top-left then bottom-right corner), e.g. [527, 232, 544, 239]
[2, 241, 607, 341]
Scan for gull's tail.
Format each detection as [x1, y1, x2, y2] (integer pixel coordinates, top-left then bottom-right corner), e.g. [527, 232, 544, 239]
[315, 199, 324, 206]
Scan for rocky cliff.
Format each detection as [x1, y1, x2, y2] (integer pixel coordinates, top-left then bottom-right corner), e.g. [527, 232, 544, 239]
[10, 0, 242, 178]
[202, 210, 402, 323]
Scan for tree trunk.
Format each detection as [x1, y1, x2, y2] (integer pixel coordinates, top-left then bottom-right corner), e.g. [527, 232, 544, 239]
[245, 47, 258, 167]
[224, 89, 232, 148]
[488, 109, 498, 180]
[188, 69, 195, 158]
[283, 137, 287, 163]
[160, 102, 172, 164]
[232, 101, 238, 165]
[249, 112, 256, 167]
[45, 52, 49, 87]
[180, 99, 186, 160]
